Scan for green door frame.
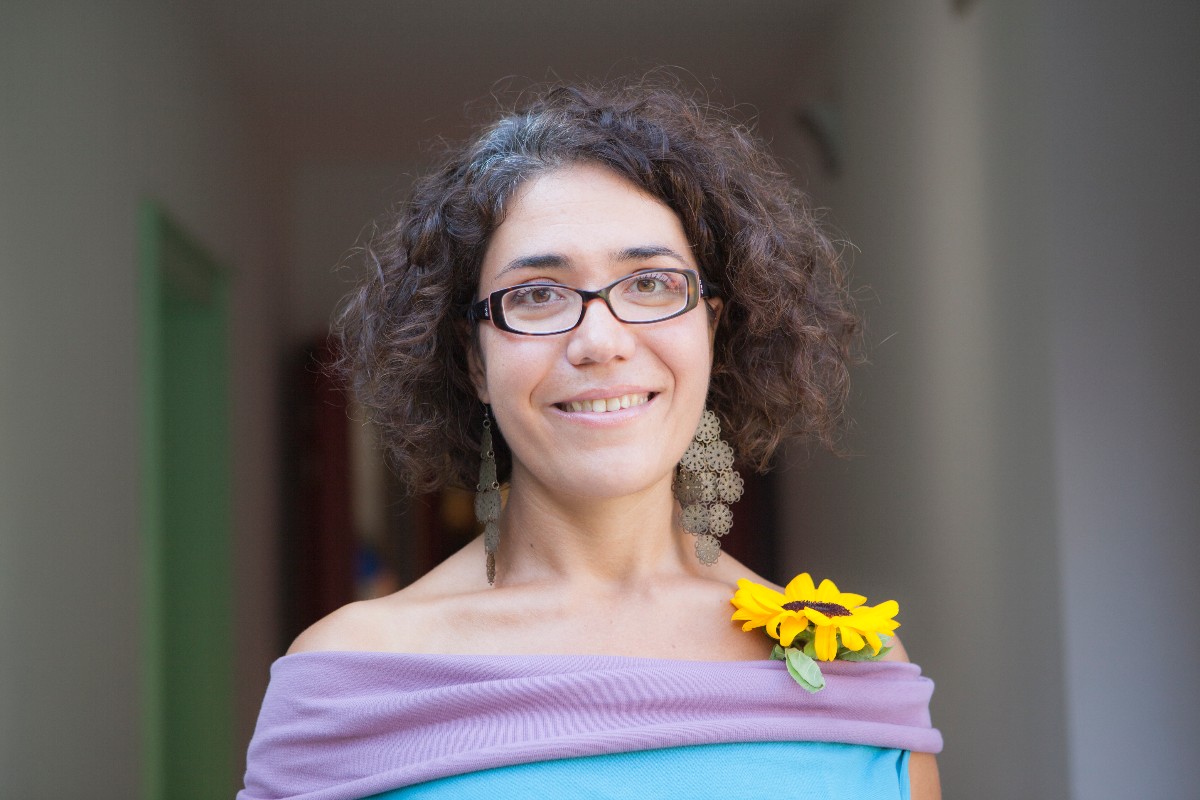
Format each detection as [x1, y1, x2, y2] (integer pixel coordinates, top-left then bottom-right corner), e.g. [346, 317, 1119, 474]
[138, 202, 234, 799]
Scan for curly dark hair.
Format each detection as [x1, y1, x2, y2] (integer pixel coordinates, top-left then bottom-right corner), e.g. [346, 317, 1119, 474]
[333, 79, 859, 493]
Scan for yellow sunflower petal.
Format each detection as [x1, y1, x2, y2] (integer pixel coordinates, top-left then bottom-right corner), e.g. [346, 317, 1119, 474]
[766, 612, 790, 638]
[815, 578, 841, 600]
[814, 624, 838, 661]
[778, 614, 808, 647]
[845, 605, 881, 623]
[745, 582, 788, 607]
[729, 605, 762, 625]
[729, 599, 768, 618]
[731, 609, 764, 628]
[854, 610, 899, 634]
[803, 607, 832, 626]
[737, 579, 775, 596]
[730, 586, 763, 609]
[868, 599, 899, 620]
[838, 592, 868, 609]
[840, 626, 865, 651]
[864, 631, 883, 654]
[784, 572, 816, 600]
[846, 609, 895, 640]
[730, 585, 784, 619]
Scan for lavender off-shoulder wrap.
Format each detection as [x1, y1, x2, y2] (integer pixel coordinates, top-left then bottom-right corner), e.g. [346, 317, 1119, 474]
[240, 652, 942, 800]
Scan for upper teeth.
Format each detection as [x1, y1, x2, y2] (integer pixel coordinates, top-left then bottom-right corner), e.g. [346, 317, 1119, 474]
[563, 393, 650, 413]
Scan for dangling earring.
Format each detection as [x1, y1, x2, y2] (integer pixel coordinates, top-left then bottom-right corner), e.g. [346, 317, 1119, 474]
[475, 407, 502, 585]
[673, 408, 744, 566]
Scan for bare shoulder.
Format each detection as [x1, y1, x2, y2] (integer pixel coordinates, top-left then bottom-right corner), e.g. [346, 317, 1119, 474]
[705, 549, 777, 592]
[286, 594, 420, 655]
[287, 538, 487, 656]
[881, 633, 910, 662]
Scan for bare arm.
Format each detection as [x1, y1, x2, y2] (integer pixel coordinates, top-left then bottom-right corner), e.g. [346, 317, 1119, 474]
[908, 753, 942, 800]
[882, 637, 942, 800]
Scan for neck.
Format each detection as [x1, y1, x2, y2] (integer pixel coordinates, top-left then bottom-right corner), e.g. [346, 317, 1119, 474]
[494, 466, 695, 588]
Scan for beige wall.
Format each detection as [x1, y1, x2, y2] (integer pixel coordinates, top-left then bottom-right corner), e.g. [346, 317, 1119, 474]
[0, 1, 281, 794]
[778, 2, 1199, 798]
[287, 163, 415, 345]
[779, 3, 1066, 795]
[1043, 3, 1200, 798]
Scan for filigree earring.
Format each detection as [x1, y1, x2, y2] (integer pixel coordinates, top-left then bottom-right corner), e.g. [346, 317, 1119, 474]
[673, 408, 744, 566]
[475, 407, 502, 585]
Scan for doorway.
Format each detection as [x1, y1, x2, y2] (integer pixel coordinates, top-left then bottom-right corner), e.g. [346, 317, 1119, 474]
[138, 202, 234, 799]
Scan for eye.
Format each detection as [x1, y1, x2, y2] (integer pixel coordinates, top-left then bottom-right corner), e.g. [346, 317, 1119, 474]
[623, 271, 685, 295]
[507, 284, 570, 306]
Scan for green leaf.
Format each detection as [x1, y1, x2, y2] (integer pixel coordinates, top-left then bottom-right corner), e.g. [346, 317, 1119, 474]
[802, 639, 818, 660]
[839, 642, 894, 662]
[784, 647, 826, 693]
[770, 644, 786, 661]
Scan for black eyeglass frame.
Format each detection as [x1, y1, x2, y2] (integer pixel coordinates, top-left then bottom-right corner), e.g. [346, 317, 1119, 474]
[466, 268, 713, 336]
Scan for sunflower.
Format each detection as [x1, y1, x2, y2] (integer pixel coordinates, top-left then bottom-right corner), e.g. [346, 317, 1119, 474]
[731, 573, 899, 661]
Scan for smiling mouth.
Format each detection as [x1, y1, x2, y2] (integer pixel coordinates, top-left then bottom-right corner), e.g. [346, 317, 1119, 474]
[556, 392, 655, 413]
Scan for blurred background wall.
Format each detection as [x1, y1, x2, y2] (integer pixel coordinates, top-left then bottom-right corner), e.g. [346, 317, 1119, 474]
[2, 1, 1197, 798]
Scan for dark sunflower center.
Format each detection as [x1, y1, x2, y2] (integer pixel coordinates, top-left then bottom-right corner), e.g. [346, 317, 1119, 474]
[782, 600, 851, 617]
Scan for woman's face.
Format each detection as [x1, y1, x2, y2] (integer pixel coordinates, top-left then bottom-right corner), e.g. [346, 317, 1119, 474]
[472, 163, 721, 501]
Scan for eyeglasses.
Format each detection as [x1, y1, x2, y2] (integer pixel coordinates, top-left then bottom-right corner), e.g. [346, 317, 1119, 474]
[467, 268, 711, 336]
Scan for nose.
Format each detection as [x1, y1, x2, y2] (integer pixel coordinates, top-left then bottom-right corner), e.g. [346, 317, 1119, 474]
[564, 297, 636, 365]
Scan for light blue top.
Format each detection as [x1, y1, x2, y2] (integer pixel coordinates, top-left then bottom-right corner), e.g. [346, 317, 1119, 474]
[366, 741, 910, 800]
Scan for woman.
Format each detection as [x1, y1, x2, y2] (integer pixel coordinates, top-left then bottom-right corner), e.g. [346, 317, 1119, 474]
[241, 82, 941, 799]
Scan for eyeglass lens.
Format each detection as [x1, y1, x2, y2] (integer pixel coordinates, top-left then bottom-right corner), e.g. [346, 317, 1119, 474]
[501, 271, 692, 334]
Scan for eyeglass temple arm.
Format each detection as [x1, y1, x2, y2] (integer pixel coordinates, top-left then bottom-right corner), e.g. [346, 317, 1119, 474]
[467, 298, 491, 321]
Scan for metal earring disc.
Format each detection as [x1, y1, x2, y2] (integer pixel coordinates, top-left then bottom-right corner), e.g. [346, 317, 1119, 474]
[476, 409, 502, 584]
[673, 409, 743, 566]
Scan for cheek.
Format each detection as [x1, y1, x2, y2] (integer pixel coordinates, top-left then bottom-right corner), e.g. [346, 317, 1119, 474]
[664, 319, 717, 386]
[477, 331, 556, 404]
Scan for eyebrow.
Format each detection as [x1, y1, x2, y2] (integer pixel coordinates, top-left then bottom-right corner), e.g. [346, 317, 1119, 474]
[615, 245, 692, 266]
[496, 245, 692, 277]
[497, 253, 569, 276]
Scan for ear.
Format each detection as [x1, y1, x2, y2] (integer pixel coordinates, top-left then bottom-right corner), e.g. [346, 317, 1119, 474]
[705, 297, 724, 343]
[466, 333, 491, 404]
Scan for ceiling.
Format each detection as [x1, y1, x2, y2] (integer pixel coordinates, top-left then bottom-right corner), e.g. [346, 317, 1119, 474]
[183, 0, 835, 160]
